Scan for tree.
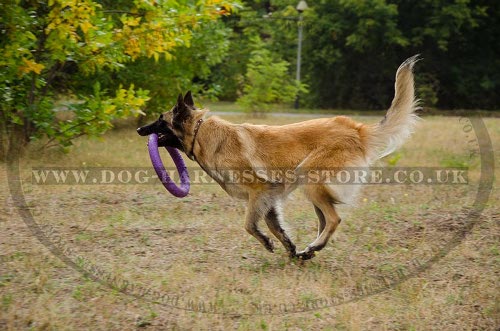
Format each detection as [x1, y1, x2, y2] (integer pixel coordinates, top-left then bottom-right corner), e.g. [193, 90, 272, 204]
[236, 36, 306, 114]
[76, 19, 232, 122]
[0, 0, 237, 158]
[215, 0, 499, 111]
[301, 0, 498, 110]
[211, 0, 302, 101]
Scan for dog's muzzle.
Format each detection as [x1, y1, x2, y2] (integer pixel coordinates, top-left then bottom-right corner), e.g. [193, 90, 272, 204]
[137, 123, 156, 136]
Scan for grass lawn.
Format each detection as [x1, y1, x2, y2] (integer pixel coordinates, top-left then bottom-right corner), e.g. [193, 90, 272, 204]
[1, 111, 498, 330]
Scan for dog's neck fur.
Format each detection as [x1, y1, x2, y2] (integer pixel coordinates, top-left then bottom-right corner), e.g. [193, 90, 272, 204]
[187, 118, 204, 161]
[191, 116, 236, 165]
[181, 109, 208, 160]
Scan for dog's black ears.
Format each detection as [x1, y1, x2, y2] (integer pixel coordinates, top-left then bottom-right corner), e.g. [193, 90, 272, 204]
[174, 93, 186, 114]
[175, 91, 194, 109]
[184, 91, 194, 107]
[176, 93, 184, 107]
[174, 91, 194, 116]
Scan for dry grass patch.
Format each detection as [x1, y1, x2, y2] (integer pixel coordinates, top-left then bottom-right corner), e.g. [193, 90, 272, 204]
[1, 114, 498, 329]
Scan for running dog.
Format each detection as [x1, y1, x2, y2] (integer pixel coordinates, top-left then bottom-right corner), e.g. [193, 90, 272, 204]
[137, 55, 420, 259]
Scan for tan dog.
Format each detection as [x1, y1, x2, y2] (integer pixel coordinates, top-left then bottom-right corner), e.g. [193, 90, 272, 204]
[137, 55, 420, 259]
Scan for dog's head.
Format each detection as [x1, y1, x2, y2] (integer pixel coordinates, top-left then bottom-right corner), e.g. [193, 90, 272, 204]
[136, 105, 183, 150]
[136, 91, 206, 153]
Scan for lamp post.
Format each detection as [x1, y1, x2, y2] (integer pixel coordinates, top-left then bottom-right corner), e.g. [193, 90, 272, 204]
[294, 0, 308, 109]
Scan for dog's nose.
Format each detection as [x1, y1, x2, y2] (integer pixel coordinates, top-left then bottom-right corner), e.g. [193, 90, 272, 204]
[137, 124, 154, 136]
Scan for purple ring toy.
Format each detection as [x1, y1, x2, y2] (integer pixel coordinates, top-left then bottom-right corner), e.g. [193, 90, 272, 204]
[148, 133, 190, 197]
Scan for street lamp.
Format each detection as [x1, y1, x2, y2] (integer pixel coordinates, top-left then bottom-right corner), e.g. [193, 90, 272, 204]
[294, 0, 308, 109]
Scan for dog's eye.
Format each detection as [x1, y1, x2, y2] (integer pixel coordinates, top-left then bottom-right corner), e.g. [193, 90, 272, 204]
[159, 114, 164, 120]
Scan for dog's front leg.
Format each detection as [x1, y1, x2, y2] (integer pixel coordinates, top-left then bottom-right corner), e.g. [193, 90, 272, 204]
[244, 196, 274, 253]
[264, 205, 296, 258]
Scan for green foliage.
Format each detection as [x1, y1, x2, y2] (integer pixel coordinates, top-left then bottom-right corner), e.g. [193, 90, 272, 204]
[1, 0, 497, 158]
[302, 0, 499, 109]
[209, 32, 249, 101]
[236, 37, 307, 113]
[386, 152, 402, 166]
[48, 83, 149, 149]
[439, 153, 469, 168]
[216, 0, 499, 110]
[416, 73, 440, 108]
[0, 0, 237, 154]
[340, 0, 408, 52]
[211, 0, 302, 101]
[79, 20, 232, 115]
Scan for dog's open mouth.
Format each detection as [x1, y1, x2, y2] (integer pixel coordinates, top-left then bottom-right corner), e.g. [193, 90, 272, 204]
[137, 117, 183, 150]
[157, 133, 170, 145]
[156, 130, 183, 150]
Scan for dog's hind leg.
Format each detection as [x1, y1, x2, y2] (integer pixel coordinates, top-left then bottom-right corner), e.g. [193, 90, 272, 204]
[264, 203, 296, 257]
[297, 187, 342, 260]
[313, 205, 326, 239]
[244, 195, 275, 253]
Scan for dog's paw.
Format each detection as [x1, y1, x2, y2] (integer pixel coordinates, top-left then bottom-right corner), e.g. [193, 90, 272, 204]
[295, 249, 316, 260]
[264, 238, 275, 253]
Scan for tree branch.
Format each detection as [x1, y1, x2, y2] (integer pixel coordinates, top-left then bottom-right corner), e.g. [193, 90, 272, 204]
[40, 61, 64, 99]
[40, 117, 99, 150]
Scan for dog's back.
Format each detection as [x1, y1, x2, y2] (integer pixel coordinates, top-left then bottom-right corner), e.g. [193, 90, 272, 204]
[202, 53, 419, 178]
[197, 55, 420, 207]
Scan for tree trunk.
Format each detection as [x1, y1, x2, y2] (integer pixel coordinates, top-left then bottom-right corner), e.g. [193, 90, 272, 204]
[1, 123, 29, 163]
[0, 119, 6, 162]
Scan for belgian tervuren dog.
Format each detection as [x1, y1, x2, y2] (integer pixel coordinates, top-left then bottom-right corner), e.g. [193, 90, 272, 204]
[137, 55, 420, 259]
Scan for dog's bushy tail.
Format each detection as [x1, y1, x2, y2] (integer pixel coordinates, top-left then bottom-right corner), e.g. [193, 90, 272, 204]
[368, 55, 421, 160]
